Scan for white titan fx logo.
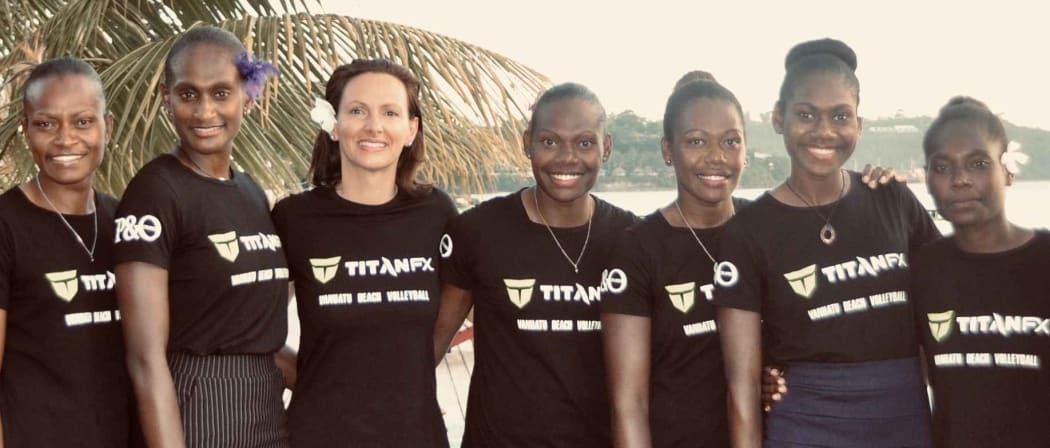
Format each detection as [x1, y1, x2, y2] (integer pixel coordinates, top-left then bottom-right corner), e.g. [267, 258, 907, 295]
[928, 310, 956, 343]
[45, 270, 79, 302]
[208, 231, 241, 262]
[309, 256, 342, 284]
[504, 278, 536, 309]
[665, 282, 696, 314]
[783, 264, 818, 299]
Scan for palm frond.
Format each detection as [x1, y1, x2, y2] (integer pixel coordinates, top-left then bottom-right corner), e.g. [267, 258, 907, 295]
[0, 3, 547, 196]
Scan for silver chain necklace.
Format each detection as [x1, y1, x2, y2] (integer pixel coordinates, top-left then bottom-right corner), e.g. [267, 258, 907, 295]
[533, 187, 593, 274]
[35, 175, 97, 262]
[784, 169, 847, 246]
[673, 199, 731, 269]
[178, 148, 228, 181]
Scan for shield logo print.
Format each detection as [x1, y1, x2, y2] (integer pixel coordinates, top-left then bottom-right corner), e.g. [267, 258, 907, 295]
[208, 231, 240, 262]
[664, 282, 697, 314]
[927, 310, 956, 343]
[783, 264, 818, 298]
[45, 270, 79, 302]
[503, 278, 536, 309]
[309, 256, 342, 284]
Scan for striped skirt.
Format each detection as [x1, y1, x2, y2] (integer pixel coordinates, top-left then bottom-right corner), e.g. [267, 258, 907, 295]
[765, 357, 932, 448]
[169, 353, 289, 448]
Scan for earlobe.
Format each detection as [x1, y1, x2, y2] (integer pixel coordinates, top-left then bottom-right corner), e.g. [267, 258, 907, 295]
[772, 106, 784, 134]
[1006, 171, 1015, 186]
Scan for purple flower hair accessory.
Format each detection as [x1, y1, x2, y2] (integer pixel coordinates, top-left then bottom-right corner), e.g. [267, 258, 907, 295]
[235, 52, 280, 101]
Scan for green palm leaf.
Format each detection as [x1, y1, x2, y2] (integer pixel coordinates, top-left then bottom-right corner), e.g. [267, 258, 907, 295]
[0, 2, 547, 196]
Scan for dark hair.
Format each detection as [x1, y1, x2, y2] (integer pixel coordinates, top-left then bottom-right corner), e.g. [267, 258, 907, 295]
[23, 56, 105, 112]
[922, 96, 1008, 158]
[164, 26, 247, 86]
[662, 71, 744, 142]
[526, 82, 607, 140]
[777, 38, 860, 112]
[308, 59, 430, 196]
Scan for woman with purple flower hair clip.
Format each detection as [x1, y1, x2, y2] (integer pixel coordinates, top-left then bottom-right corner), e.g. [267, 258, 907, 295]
[114, 26, 290, 447]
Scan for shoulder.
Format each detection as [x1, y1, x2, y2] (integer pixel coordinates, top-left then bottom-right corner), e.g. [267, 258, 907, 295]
[725, 192, 776, 229]
[458, 190, 520, 223]
[122, 155, 180, 196]
[594, 196, 639, 229]
[414, 186, 458, 218]
[95, 192, 119, 220]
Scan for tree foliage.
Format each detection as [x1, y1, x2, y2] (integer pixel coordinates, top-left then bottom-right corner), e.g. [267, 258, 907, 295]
[0, 0, 548, 195]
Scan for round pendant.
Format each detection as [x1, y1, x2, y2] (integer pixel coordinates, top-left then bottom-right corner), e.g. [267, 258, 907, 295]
[820, 223, 837, 245]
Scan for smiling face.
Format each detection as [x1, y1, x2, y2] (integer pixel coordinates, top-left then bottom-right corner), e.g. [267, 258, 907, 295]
[162, 44, 248, 156]
[330, 72, 419, 177]
[663, 97, 745, 206]
[774, 71, 862, 180]
[925, 120, 1010, 230]
[525, 98, 610, 204]
[23, 74, 111, 188]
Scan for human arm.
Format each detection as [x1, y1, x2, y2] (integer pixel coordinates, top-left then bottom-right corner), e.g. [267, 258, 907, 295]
[861, 163, 907, 189]
[432, 284, 474, 366]
[602, 312, 652, 448]
[718, 307, 763, 448]
[116, 262, 186, 448]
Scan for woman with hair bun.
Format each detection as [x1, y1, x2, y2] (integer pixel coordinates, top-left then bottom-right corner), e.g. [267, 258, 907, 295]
[914, 96, 1048, 448]
[715, 38, 939, 447]
[600, 71, 746, 447]
[272, 58, 455, 447]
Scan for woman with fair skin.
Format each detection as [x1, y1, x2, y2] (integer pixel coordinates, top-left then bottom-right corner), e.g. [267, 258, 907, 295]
[433, 83, 636, 447]
[114, 27, 288, 447]
[273, 59, 454, 447]
[0, 57, 135, 447]
[600, 72, 746, 447]
[715, 38, 939, 447]
[913, 97, 1047, 447]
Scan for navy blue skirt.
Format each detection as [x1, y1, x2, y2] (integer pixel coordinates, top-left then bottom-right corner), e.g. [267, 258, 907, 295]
[765, 357, 932, 448]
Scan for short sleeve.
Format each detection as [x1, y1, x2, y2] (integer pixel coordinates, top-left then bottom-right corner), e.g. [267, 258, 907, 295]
[898, 183, 941, 251]
[439, 210, 477, 290]
[0, 221, 14, 310]
[711, 217, 765, 312]
[112, 171, 180, 269]
[600, 229, 653, 317]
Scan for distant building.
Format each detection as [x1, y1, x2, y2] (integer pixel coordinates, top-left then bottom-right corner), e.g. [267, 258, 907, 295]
[868, 125, 919, 134]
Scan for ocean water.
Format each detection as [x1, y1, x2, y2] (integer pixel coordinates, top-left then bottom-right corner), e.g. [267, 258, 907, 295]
[588, 180, 1050, 235]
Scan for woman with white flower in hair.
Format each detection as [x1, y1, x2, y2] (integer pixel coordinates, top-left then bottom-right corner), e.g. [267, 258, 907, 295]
[271, 59, 455, 446]
[911, 96, 1048, 448]
[114, 26, 288, 447]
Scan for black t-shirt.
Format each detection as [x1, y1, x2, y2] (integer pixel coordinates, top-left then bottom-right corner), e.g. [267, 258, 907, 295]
[913, 231, 1050, 448]
[273, 187, 456, 447]
[0, 187, 133, 447]
[600, 199, 748, 448]
[113, 154, 288, 355]
[442, 190, 637, 447]
[714, 172, 939, 363]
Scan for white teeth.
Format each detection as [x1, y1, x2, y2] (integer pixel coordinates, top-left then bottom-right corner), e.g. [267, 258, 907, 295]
[551, 173, 581, 181]
[809, 148, 835, 156]
[51, 155, 84, 163]
[698, 174, 727, 181]
[360, 141, 387, 149]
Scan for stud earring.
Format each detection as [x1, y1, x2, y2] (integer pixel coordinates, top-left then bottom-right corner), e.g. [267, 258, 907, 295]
[665, 159, 672, 166]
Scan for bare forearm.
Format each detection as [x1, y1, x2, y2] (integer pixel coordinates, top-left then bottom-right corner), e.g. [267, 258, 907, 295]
[611, 404, 651, 448]
[718, 307, 763, 448]
[126, 354, 186, 448]
[432, 285, 472, 365]
[274, 345, 297, 390]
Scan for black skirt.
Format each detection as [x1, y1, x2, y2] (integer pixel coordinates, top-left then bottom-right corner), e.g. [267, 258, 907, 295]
[765, 357, 932, 448]
[169, 353, 289, 448]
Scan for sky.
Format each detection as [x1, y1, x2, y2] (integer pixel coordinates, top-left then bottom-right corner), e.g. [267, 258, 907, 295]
[319, 0, 1049, 131]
